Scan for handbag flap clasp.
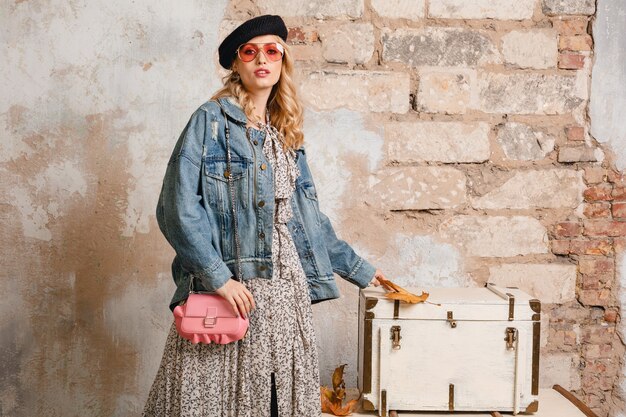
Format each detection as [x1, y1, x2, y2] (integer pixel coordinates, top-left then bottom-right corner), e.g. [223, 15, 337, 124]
[203, 306, 218, 327]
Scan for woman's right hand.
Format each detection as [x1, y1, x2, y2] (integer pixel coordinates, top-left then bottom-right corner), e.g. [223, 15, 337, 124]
[215, 278, 255, 318]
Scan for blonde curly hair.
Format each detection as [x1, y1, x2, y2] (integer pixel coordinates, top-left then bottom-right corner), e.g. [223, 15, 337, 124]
[210, 35, 304, 151]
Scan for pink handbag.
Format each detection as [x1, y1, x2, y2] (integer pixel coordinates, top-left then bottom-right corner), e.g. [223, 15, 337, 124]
[173, 292, 249, 344]
[172, 100, 250, 345]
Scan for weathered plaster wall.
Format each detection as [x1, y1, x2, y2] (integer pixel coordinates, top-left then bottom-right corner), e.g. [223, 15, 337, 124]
[590, 1, 626, 416]
[590, 0, 626, 171]
[1, 1, 625, 416]
[0, 1, 230, 415]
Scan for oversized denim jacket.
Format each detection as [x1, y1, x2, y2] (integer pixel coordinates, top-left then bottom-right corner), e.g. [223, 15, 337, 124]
[156, 96, 376, 312]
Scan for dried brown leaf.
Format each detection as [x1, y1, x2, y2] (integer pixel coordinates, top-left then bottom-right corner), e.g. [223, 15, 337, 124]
[320, 387, 335, 413]
[378, 277, 403, 292]
[320, 364, 358, 415]
[377, 277, 429, 304]
[321, 386, 336, 403]
[385, 291, 429, 303]
[332, 364, 346, 391]
[328, 398, 359, 416]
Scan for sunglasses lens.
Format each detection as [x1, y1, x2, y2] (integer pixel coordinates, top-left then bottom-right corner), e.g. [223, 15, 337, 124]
[239, 44, 258, 62]
[238, 43, 284, 62]
[262, 44, 283, 61]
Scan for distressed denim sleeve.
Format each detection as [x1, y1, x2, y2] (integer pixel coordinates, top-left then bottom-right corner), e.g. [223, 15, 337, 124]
[156, 107, 232, 292]
[318, 209, 377, 289]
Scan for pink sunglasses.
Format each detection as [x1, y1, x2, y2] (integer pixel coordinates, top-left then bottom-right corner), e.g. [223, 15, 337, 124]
[236, 42, 285, 62]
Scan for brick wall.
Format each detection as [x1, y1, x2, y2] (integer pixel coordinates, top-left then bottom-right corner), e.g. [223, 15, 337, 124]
[225, 1, 624, 415]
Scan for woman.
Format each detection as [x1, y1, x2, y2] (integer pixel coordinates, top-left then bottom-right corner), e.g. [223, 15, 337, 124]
[143, 14, 386, 417]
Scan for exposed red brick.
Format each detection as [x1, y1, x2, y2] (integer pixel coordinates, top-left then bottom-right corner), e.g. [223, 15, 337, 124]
[287, 27, 306, 43]
[559, 53, 585, 69]
[612, 202, 626, 218]
[565, 125, 585, 141]
[559, 35, 593, 51]
[583, 220, 626, 237]
[581, 275, 601, 290]
[584, 167, 606, 184]
[579, 289, 612, 306]
[552, 17, 588, 35]
[579, 257, 615, 275]
[569, 239, 613, 255]
[554, 221, 582, 237]
[613, 187, 626, 200]
[583, 202, 611, 218]
[583, 184, 613, 201]
[607, 170, 626, 186]
[287, 27, 318, 44]
[551, 239, 570, 255]
[580, 278, 612, 291]
[615, 237, 626, 253]
[604, 309, 618, 323]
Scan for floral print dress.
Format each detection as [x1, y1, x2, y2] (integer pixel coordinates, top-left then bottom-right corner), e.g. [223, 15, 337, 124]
[142, 123, 322, 417]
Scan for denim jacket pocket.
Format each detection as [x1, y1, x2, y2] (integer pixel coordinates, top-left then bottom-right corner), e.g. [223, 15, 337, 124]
[301, 183, 321, 227]
[203, 156, 249, 214]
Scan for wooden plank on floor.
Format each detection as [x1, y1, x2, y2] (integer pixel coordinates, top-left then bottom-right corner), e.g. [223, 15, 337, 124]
[323, 388, 591, 416]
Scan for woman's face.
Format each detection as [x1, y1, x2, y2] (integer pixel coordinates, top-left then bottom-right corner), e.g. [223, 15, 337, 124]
[233, 34, 283, 94]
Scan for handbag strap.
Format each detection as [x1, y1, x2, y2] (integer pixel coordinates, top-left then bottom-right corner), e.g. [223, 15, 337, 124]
[189, 98, 243, 293]
[217, 100, 243, 283]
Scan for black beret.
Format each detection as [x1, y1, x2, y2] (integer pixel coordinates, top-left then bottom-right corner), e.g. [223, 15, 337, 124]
[218, 14, 288, 70]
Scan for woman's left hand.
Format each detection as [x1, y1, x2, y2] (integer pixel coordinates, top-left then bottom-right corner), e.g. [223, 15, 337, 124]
[369, 269, 386, 287]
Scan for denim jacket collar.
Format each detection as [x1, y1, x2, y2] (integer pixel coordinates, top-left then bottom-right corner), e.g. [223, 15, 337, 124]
[216, 95, 305, 155]
[217, 96, 247, 125]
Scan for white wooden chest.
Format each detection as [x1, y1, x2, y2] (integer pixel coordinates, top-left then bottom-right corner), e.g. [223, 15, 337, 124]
[357, 283, 541, 416]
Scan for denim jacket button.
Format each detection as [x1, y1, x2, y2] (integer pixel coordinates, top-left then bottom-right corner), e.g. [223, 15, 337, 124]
[259, 232, 265, 239]
[259, 265, 267, 271]
[258, 200, 265, 207]
[253, 140, 259, 145]
[260, 163, 267, 170]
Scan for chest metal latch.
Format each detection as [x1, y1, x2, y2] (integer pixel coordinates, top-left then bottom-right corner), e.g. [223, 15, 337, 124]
[505, 327, 518, 350]
[390, 325, 402, 350]
[447, 311, 457, 328]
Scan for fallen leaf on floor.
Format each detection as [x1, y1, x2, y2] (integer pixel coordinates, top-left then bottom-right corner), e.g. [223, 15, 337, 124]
[377, 276, 430, 304]
[320, 364, 360, 415]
